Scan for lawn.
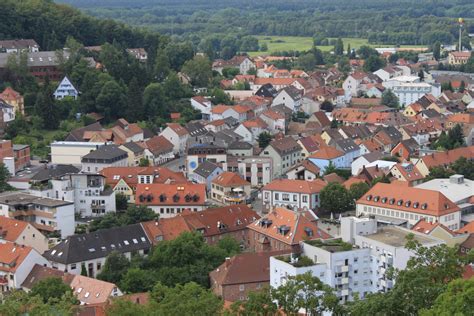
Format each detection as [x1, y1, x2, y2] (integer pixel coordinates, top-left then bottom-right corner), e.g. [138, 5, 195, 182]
[248, 36, 426, 56]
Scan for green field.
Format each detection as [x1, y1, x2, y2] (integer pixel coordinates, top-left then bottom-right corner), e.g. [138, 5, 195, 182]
[248, 36, 426, 56]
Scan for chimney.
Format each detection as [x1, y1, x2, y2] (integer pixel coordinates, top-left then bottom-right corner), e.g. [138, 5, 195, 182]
[225, 257, 231, 268]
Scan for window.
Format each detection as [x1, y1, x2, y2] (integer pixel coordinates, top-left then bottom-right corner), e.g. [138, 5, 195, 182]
[71, 264, 77, 270]
[293, 194, 297, 202]
[239, 285, 245, 291]
[275, 193, 279, 200]
[302, 195, 308, 203]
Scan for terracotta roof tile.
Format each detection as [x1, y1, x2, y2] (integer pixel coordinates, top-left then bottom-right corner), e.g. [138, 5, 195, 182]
[135, 183, 206, 206]
[212, 172, 250, 187]
[0, 242, 33, 272]
[420, 146, 474, 170]
[263, 179, 327, 194]
[309, 145, 344, 159]
[0, 216, 29, 242]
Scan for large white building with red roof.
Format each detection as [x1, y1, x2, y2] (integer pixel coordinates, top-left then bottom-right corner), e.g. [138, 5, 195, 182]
[356, 182, 461, 230]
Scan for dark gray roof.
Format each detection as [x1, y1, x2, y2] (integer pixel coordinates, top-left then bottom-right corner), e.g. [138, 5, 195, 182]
[280, 86, 302, 101]
[122, 142, 144, 154]
[31, 165, 80, 182]
[43, 224, 151, 264]
[256, 83, 278, 98]
[335, 138, 360, 153]
[81, 145, 128, 162]
[0, 51, 70, 68]
[229, 141, 253, 150]
[360, 151, 384, 163]
[194, 161, 221, 178]
[223, 117, 239, 127]
[185, 121, 208, 137]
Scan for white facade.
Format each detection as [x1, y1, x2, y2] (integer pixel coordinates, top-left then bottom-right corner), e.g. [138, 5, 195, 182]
[81, 157, 127, 174]
[159, 127, 188, 155]
[53, 76, 79, 100]
[190, 97, 212, 120]
[262, 189, 320, 211]
[221, 157, 273, 187]
[51, 142, 105, 165]
[271, 90, 301, 112]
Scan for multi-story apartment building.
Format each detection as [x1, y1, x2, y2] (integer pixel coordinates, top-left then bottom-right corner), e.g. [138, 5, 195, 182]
[186, 144, 227, 176]
[260, 137, 302, 178]
[221, 156, 273, 187]
[81, 144, 128, 173]
[270, 217, 444, 309]
[0, 192, 74, 238]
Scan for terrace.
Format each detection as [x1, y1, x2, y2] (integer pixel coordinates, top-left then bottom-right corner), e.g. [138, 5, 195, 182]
[305, 238, 354, 253]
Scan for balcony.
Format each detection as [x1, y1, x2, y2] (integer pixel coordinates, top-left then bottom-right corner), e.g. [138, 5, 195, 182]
[379, 267, 386, 274]
[341, 277, 349, 285]
[381, 255, 393, 265]
[340, 289, 349, 296]
[335, 265, 349, 273]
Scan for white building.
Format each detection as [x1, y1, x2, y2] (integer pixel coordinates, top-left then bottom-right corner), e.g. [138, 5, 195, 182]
[382, 76, 441, 107]
[270, 217, 444, 308]
[261, 179, 327, 212]
[53, 76, 79, 100]
[0, 191, 75, 238]
[271, 87, 303, 112]
[51, 142, 106, 165]
[159, 123, 189, 155]
[81, 144, 128, 173]
[0, 241, 49, 293]
[30, 173, 116, 219]
[190, 96, 212, 121]
[221, 156, 273, 187]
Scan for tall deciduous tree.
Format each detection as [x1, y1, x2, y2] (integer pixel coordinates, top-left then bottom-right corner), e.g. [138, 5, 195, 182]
[320, 182, 353, 213]
[97, 251, 131, 284]
[96, 80, 126, 122]
[30, 277, 73, 304]
[126, 77, 144, 122]
[34, 77, 59, 129]
[381, 89, 399, 108]
[181, 56, 212, 87]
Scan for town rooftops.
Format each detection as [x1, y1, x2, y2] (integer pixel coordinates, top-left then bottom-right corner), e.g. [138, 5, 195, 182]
[420, 146, 474, 170]
[0, 39, 39, 50]
[212, 172, 250, 187]
[140, 135, 174, 156]
[358, 182, 460, 217]
[0, 191, 73, 208]
[81, 144, 128, 162]
[30, 164, 80, 182]
[100, 166, 187, 189]
[263, 179, 326, 194]
[165, 123, 188, 137]
[0, 51, 70, 68]
[415, 175, 473, 205]
[248, 207, 331, 245]
[43, 223, 151, 264]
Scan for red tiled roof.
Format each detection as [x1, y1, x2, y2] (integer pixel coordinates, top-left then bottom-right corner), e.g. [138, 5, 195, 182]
[358, 183, 460, 217]
[457, 221, 474, 234]
[0, 216, 29, 242]
[263, 179, 327, 194]
[420, 146, 474, 170]
[247, 207, 331, 245]
[135, 183, 206, 206]
[140, 135, 174, 156]
[411, 218, 456, 236]
[343, 177, 367, 189]
[165, 123, 188, 137]
[0, 242, 33, 273]
[309, 146, 344, 159]
[212, 172, 250, 187]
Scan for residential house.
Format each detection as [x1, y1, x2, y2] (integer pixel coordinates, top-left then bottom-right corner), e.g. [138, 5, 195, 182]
[0, 51, 69, 81]
[190, 96, 212, 120]
[308, 146, 346, 174]
[228, 141, 254, 157]
[140, 135, 175, 166]
[415, 146, 474, 177]
[235, 118, 267, 143]
[342, 72, 380, 99]
[0, 242, 49, 293]
[159, 123, 189, 155]
[191, 161, 223, 191]
[43, 224, 152, 278]
[297, 135, 324, 158]
[120, 142, 145, 166]
[22, 265, 122, 305]
[306, 111, 331, 131]
[390, 139, 420, 161]
[374, 66, 406, 82]
[0, 39, 39, 53]
[0, 191, 74, 238]
[0, 87, 24, 114]
[211, 172, 251, 205]
[333, 138, 361, 167]
[255, 83, 278, 98]
[100, 166, 187, 203]
[389, 163, 425, 186]
[210, 251, 287, 302]
[81, 144, 128, 173]
[260, 137, 302, 178]
[271, 86, 303, 112]
[261, 179, 327, 212]
[126, 48, 148, 62]
[212, 56, 255, 75]
[135, 183, 207, 217]
[53, 76, 79, 100]
[0, 99, 15, 132]
[448, 52, 472, 65]
[247, 207, 331, 252]
[411, 219, 467, 247]
[351, 152, 384, 175]
[0, 216, 49, 254]
[260, 110, 286, 134]
[13, 144, 30, 171]
[356, 182, 461, 230]
[286, 160, 321, 181]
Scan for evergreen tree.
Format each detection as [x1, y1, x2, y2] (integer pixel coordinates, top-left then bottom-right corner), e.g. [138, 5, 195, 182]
[346, 43, 351, 57]
[334, 38, 344, 56]
[34, 77, 58, 129]
[381, 89, 399, 108]
[126, 77, 144, 122]
[0, 163, 14, 192]
[154, 48, 170, 81]
[432, 41, 441, 61]
[459, 80, 465, 92]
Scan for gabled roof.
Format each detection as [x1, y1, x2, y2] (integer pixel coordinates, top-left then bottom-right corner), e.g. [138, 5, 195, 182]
[323, 173, 345, 184]
[212, 172, 250, 187]
[65, 122, 103, 141]
[311, 111, 331, 128]
[411, 218, 457, 236]
[420, 146, 474, 169]
[263, 179, 326, 194]
[121, 141, 145, 154]
[141, 135, 174, 156]
[0, 216, 29, 242]
[309, 145, 344, 160]
[43, 224, 151, 264]
[194, 161, 221, 178]
[390, 163, 425, 182]
[358, 183, 460, 217]
[457, 221, 474, 235]
[0, 242, 34, 272]
[268, 137, 301, 156]
[248, 207, 331, 245]
[81, 145, 127, 161]
[101, 166, 187, 189]
[165, 123, 188, 137]
[210, 251, 288, 286]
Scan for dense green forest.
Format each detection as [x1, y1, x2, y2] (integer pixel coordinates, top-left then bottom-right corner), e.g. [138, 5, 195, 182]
[59, 0, 474, 45]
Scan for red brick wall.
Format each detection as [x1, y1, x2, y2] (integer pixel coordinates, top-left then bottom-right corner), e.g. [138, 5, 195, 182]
[204, 229, 250, 248]
[0, 141, 13, 160]
[14, 147, 30, 171]
[248, 230, 298, 253]
[221, 282, 268, 302]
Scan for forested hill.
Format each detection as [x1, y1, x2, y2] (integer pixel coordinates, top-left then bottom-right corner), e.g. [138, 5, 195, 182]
[58, 0, 473, 45]
[0, 0, 165, 51]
